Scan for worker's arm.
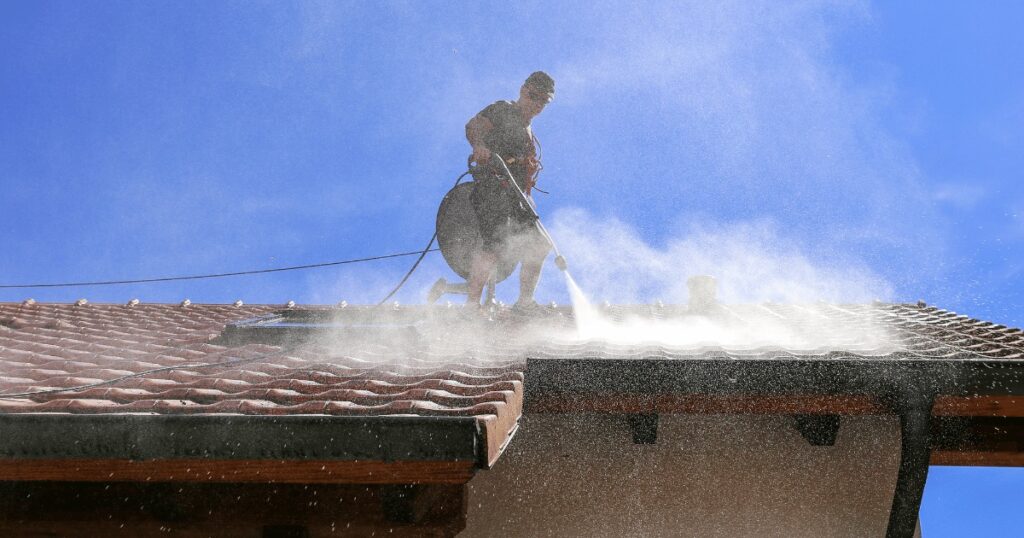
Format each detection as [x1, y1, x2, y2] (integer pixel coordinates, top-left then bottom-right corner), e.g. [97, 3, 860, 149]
[465, 114, 494, 165]
[523, 155, 540, 195]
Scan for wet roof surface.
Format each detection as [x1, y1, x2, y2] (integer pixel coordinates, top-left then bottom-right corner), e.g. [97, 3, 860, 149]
[0, 303, 523, 414]
[1, 301, 1021, 409]
[540, 302, 1024, 360]
[1, 301, 1021, 417]
[0, 301, 1020, 468]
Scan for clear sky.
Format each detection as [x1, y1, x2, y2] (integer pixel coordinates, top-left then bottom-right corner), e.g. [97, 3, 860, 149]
[1, 0, 1022, 534]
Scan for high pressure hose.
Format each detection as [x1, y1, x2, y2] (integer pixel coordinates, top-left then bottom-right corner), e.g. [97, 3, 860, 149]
[376, 169, 472, 305]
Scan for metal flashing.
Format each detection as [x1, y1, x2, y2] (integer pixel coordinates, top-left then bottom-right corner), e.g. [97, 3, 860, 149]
[217, 309, 425, 348]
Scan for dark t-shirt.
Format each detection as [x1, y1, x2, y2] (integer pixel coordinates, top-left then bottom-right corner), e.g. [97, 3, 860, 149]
[478, 100, 536, 178]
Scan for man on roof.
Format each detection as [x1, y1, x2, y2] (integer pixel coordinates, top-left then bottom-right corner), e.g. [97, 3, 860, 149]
[464, 71, 555, 311]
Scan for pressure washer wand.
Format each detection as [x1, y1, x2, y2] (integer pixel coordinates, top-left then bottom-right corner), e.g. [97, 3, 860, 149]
[490, 153, 568, 271]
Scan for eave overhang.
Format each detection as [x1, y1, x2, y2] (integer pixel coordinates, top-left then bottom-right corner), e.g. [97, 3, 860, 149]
[0, 414, 516, 484]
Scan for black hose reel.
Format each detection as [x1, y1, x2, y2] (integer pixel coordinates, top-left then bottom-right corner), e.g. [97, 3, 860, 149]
[434, 181, 518, 285]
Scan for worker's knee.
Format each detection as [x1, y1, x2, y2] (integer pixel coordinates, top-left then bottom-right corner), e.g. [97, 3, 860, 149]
[523, 241, 551, 265]
[501, 223, 549, 265]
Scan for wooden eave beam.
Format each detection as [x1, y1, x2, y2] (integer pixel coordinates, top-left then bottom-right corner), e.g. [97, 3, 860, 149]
[527, 394, 1024, 417]
[0, 459, 476, 484]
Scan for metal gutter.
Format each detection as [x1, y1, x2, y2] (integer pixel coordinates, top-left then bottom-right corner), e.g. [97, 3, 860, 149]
[524, 357, 1024, 401]
[0, 414, 483, 463]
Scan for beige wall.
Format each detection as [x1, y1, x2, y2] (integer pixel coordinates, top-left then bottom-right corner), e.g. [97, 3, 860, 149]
[464, 414, 921, 537]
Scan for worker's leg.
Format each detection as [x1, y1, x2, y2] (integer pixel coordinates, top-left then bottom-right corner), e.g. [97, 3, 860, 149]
[517, 258, 543, 304]
[515, 227, 551, 305]
[467, 250, 497, 307]
[468, 176, 508, 308]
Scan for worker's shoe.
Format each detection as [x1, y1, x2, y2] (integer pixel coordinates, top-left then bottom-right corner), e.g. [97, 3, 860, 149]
[511, 299, 547, 317]
[458, 303, 490, 322]
[427, 278, 448, 304]
[428, 278, 471, 304]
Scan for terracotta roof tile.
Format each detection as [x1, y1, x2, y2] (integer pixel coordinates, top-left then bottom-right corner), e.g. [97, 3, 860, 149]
[0, 303, 524, 433]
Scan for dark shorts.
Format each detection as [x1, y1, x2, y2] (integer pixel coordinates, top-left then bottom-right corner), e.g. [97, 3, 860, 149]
[469, 172, 549, 261]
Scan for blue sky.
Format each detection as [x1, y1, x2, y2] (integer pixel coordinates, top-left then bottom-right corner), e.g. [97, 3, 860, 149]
[1, 0, 1022, 533]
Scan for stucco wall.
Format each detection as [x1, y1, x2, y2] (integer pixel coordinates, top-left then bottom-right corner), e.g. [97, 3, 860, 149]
[463, 414, 921, 537]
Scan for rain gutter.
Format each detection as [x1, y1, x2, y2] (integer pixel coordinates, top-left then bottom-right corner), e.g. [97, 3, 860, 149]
[0, 414, 497, 474]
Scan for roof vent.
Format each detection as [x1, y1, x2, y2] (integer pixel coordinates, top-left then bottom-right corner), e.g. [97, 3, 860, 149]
[917, 299, 927, 308]
[286, 300, 296, 309]
[233, 300, 244, 307]
[687, 275, 717, 313]
[75, 298, 88, 306]
[126, 298, 140, 307]
[337, 300, 348, 309]
[22, 298, 35, 306]
[180, 299, 191, 308]
[219, 307, 423, 348]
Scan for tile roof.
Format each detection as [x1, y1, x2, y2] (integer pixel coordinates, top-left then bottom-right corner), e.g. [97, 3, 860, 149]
[1, 301, 1021, 413]
[0, 300, 1021, 473]
[0, 303, 522, 415]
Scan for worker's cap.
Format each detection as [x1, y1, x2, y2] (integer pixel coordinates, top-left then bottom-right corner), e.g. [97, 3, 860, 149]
[524, 71, 555, 103]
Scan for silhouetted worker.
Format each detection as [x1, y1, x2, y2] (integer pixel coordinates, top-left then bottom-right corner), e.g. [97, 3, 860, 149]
[465, 71, 554, 311]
